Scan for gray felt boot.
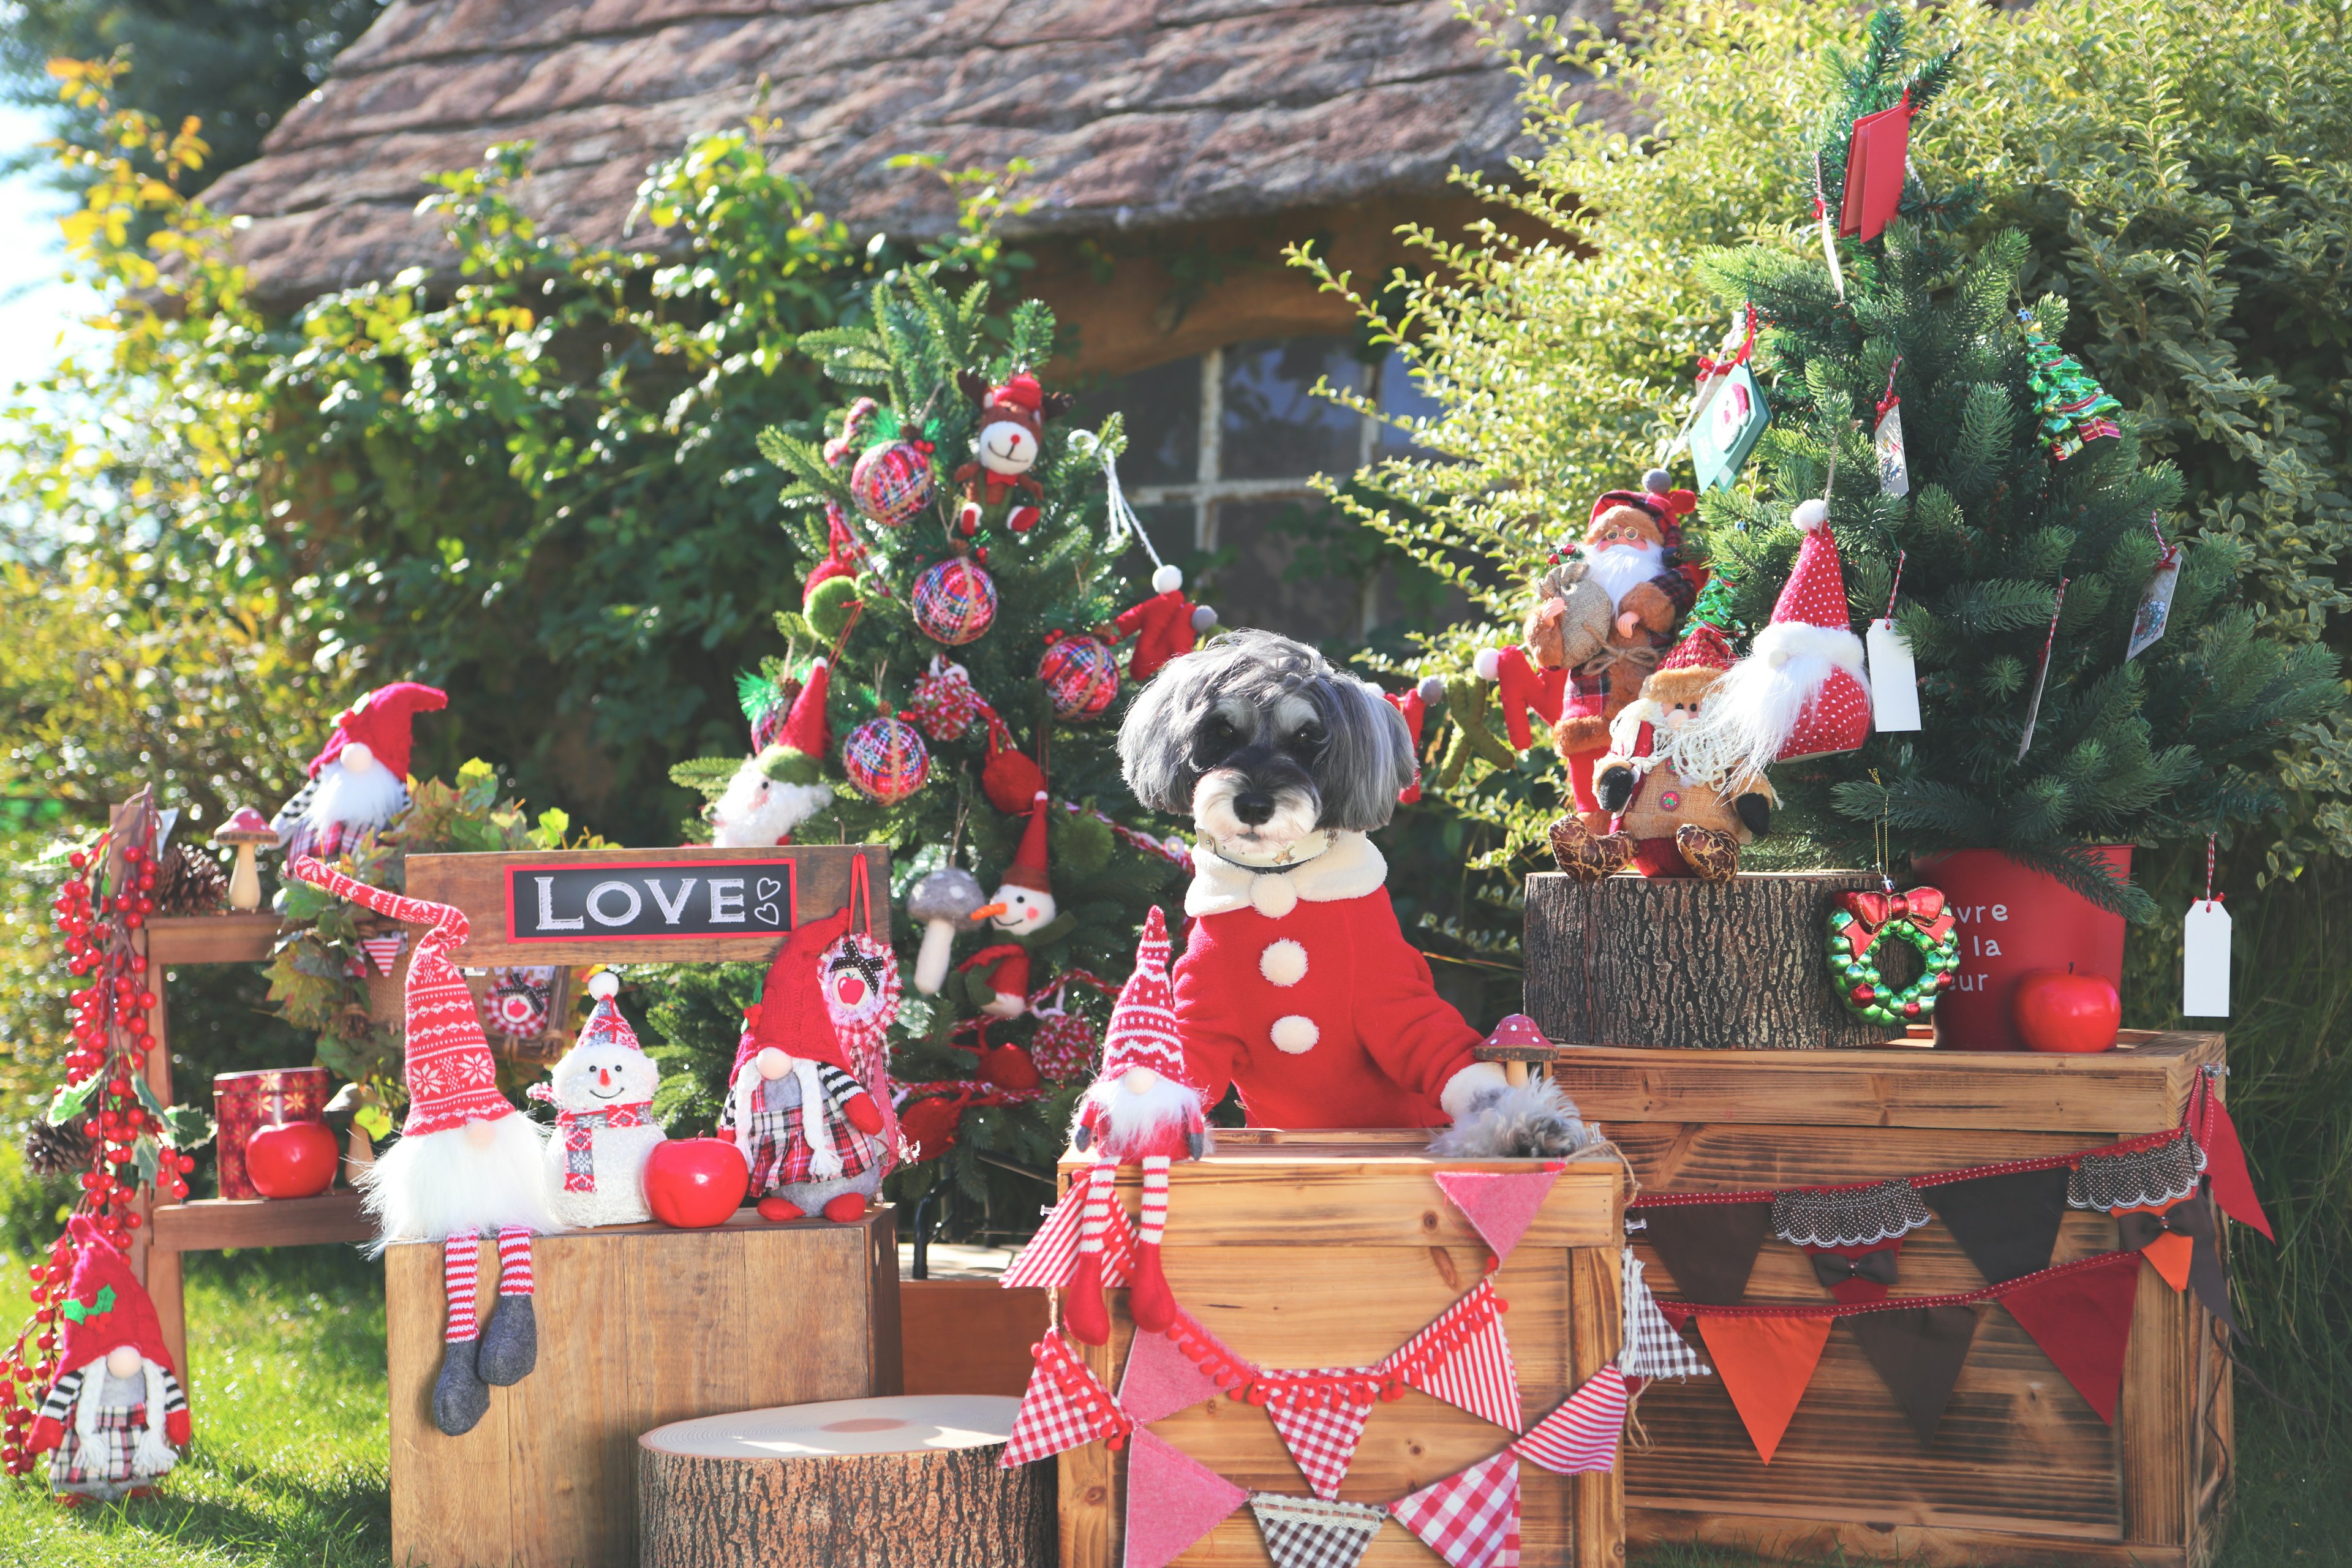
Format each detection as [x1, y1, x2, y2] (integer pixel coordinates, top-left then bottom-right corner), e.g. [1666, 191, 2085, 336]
[432, 1337, 491, 1436]
[477, 1294, 538, 1386]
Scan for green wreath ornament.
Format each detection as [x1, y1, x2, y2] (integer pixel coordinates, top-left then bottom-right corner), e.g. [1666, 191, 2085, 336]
[1826, 886, 1961, 1026]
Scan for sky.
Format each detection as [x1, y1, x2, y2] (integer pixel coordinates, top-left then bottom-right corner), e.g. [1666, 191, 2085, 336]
[0, 102, 99, 381]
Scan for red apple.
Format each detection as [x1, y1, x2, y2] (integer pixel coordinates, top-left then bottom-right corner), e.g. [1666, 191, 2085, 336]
[2012, 968, 2122, 1054]
[643, 1138, 750, 1229]
[244, 1120, 339, 1199]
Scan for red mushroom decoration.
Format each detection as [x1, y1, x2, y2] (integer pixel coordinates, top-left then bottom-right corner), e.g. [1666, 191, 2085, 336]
[212, 806, 277, 912]
[1484, 1014, 1550, 1052]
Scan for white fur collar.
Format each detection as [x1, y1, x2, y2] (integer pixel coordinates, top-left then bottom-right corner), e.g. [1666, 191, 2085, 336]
[1185, 831, 1387, 917]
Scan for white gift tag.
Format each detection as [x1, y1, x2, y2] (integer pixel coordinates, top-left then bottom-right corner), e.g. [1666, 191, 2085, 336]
[1874, 399, 1910, 497]
[2126, 548, 2182, 662]
[1866, 618, 1921, 731]
[2182, 899, 2231, 1017]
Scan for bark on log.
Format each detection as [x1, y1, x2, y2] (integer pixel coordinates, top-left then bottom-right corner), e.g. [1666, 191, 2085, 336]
[638, 1395, 1050, 1568]
[1524, 870, 1894, 1049]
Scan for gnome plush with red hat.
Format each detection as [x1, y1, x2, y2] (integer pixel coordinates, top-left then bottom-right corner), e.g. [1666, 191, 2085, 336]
[272, 681, 447, 859]
[709, 659, 836, 847]
[28, 1217, 190, 1501]
[958, 791, 1061, 1019]
[529, 972, 666, 1229]
[287, 856, 556, 1438]
[1553, 620, 1778, 883]
[1686, 496, 1872, 778]
[1063, 907, 1208, 1345]
[723, 909, 889, 1223]
[954, 369, 1073, 535]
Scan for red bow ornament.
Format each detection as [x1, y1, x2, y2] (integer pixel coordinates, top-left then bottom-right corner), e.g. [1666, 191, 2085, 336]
[1839, 886, 1955, 957]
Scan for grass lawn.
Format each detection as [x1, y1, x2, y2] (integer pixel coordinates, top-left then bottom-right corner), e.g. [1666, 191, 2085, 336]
[0, 1250, 2342, 1567]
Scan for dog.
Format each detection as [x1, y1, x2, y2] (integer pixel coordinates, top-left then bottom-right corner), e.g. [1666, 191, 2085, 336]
[1119, 630, 1584, 1156]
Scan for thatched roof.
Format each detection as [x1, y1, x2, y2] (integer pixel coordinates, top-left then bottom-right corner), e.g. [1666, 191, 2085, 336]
[206, 0, 1603, 310]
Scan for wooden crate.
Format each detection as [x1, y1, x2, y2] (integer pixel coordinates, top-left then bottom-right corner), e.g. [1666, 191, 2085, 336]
[1056, 1129, 1627, 1568]
[1550, 1031, 2232, 1568]
[387, 1207, 902, 1568]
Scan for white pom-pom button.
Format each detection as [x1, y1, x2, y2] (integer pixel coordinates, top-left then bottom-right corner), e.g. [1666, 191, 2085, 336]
[1249, 876, 1298, 918]
[1152, 564, 1183, 594]
[1792, 497, 1829, 531]
[587, 971, 620, 1001]
[1472, 647, 1502, 681]
[1270, 1015, 1319, 1054]
[1258, 940, 1308, 987]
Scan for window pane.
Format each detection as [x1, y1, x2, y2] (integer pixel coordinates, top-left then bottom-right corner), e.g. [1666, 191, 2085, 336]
[1071, 356, 1199, 488]
[1221, 337, 1365, 481]
[1112, 502, 1197, 589]
[1205, 499, 1368, 646]
[1376, 349, 1444, 461]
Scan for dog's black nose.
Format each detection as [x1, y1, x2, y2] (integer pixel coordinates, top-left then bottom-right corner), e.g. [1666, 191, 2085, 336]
[1233, 791, 1276, 826]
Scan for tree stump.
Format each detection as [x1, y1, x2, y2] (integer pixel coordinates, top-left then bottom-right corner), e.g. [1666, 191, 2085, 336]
[638, 1395, 1050, 1568]
[1524, 870, 1894, 1049]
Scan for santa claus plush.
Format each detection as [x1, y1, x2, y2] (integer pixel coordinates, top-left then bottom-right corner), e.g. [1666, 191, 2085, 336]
[1063, 906, 1208, 1344]
[27, 1217, 191, 1502]
[272, 682, 447, 859]
[287, 856, 557, 1438]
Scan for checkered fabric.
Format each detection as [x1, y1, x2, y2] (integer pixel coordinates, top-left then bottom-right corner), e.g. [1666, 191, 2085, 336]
[1511, 1366, 1627, 1475]
[1262, 1378, 1379, 1501]
[1388, 1450, 1521, 1568]
[1618, 1248, 1710, 1381]
[741, 1065, 881, 1188]
[50, 1401, 171, 1489]
[1249, 1493, 1388, 1568]
[1383, 1281, 1523, 1433]
[1001, 1181, 1136, 1289]
[1000, 1329, 1127, 1468]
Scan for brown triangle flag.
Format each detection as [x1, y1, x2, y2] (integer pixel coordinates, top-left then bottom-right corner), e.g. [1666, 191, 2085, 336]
[1639, 1203, 1773, 1305]
[1920, 1167, 2070, 1285]
[1695, 1313, 1833, 1463]
[2000, 1253, 2141, 1423]
[1847, 1305, 1981, 1446]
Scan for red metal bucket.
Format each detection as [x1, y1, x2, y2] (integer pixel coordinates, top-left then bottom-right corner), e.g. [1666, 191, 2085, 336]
[1912, 847, 2131, 1052]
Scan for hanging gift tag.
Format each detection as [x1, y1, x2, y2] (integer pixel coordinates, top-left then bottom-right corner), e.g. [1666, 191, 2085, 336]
[1866, 619, 1921, 731]
[2125, 546, 2182, 662]
[1874, 399, 1910, 497]
[2182, 899, 2231, 1017]
[1691, 363, 1771, 492]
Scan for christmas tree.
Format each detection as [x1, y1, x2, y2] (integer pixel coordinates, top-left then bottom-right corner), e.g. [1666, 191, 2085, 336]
[1689, 9, 2340, 918]
[650, 274, 1191, 1232]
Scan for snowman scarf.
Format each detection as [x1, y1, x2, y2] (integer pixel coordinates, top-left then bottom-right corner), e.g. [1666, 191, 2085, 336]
[556, 1101, 650, 1193]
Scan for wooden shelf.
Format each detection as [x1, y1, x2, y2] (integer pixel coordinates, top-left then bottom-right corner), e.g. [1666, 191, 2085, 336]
[146, 913, 288, 964]
[149, 1190, 372, 1253]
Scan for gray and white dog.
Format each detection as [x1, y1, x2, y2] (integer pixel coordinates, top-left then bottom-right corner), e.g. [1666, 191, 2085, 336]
[1119, 629, 1588, 1158]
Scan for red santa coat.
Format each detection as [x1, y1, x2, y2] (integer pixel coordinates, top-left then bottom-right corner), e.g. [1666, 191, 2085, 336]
[1113, 589, 1202, 681]
[1171, 833, 1496, 1128]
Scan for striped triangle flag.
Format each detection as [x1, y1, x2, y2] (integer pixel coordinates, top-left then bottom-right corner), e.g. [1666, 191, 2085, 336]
[1382, 1281, 1522, 1432]
[1389, 1450, 1520, 1568]
[1250, 1493, 1387, 1568]
[1510, 1366, 1627, 1475]
[1001, 1182, 1137, 1289]
[358, 932, 407, 976]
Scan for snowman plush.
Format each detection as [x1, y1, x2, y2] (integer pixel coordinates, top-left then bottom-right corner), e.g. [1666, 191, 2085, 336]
[957, 791, 1063, 1019]
[530, 973, 666, 1228]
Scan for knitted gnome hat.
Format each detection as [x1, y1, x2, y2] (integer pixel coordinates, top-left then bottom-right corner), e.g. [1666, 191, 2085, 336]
[1101, 906, 1185, 1081]
[575, 971, 643, 1052]
[288, 855, 517, 1137]
[1644, 620, 1735, 705]
[52, 1215, 175, 1380]
[1001, 791, 1053, 894]
[737, 907, 855, 1076]
[307, 681, 447, 780]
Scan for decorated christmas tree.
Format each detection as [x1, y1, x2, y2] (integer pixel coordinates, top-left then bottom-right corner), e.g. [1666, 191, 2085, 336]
[1685, 10, 2340, 918]
[650, 274, 1193, 1229]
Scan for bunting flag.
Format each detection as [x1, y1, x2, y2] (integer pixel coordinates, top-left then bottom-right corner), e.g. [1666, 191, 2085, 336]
[1993, 1251, 2141, 1423]
[1619, 1249, 1710, 1381]
[2117, 1193, 2236, 1332]
[1123, 1428, 1248, 1568]
[1920, 1166, 2070, 1285]
[1692, 1313, 1834, 1463]
[1380, 1280, 1523, 1431]
[1261, 1376, 1380, 1500]
[1001, 1329, 1131, 1467]
[1847, 1306, 1981, 1446]
[1002, 1182, 1137, 1289]
[1389, 1450, 1521, 1568]
[1433, 1166, 1561, 1267]
[1120, 1321, 1229, 1425]
[2190, 1072, 2272, 1240]
[357, 932, 408, 975]
[1249, 1493, 1388, 1568]
[1638, 1201, 1771, 1304]
[1512, 1366, 1628, 1474]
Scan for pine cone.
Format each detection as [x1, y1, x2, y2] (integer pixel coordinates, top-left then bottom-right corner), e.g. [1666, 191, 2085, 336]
[153, 844, 229, 916]
[23, 1120, 93, 1180]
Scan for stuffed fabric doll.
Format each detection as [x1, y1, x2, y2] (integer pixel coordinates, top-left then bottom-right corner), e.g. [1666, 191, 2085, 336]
[28, 1218, 191, 1502]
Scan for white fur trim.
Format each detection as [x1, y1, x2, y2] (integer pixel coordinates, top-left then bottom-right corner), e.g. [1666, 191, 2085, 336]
[1472, 647, 1502, 680]
[1186, 831, 1387, 918]
[1258, 940, 1308, 987]
[1270, 1015, 1319, 1054]
[1792, 497, 1829, 530]
[791, 1057, 843, 1180]
[1249, 878, 1298, 918]
[1753, 620, 1868, 673]
[1440, 1061, 1511, 1118]
[1151, 564, 1183, 594]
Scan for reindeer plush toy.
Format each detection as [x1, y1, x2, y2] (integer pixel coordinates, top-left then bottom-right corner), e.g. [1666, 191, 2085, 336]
[952, 370, 1073, 535]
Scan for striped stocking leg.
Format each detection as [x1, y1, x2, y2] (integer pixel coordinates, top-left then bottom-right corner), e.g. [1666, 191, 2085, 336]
[1063, 1160, 1117, 1346]
[1129, 1156, 1176, 1334]
[477, 1226, 540, 1389]
[431, 1234, 492, 1437]
[495, 1227, 535, 1297]
[443, 1233, 481, 1343]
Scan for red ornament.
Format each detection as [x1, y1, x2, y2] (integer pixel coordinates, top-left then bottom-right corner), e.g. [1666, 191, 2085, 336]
[912, 557, 997, 646]
[244, 1118, 339, 1199]
[1038, 633, 1120, 719]
[642, 1138, 751, 1228]
[843, 714, 930, 804]
[899, 1095, 965, 1163]
[2011, 967, 2122, 1054]
[981, 712, 1046, 815]
[849, 440, 935, 530]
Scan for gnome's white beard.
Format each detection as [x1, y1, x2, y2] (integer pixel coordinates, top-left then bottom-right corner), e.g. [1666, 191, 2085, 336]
[305, 759, 411, 833]
[709, 760, 834, 847]
[355, 1113, 556, 1251]
[1684, 621, 1869, 782]
[1077, 1071, 1203, 1163]
[1586, 540, 1665, 611]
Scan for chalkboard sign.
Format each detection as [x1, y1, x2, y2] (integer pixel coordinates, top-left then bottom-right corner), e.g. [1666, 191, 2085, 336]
[505, 859, 798, 943]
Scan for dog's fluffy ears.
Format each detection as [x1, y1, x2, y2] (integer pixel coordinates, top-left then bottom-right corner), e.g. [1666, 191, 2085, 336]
[1425, 1077, 1596, 1160]
[1117, 630, 1415, 832]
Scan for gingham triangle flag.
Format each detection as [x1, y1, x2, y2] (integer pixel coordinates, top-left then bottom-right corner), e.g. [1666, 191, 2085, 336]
[1381, 1280, 1523, 1431]
[1389, 1450, 1521, 1568]
[1510, 1365, 1628, 1475]
[1619, 1247, 1710, 1381]
[1262, 1380, 1379, 1501]
[1000, 1181, 1139, 1289]
[1001, 1329, 1130, 1468]
[358, 933, 407, 975]
[1249, 1493, 1388, 1568]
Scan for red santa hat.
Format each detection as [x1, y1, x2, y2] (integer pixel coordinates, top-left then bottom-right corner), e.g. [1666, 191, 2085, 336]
[1643, 620, 1735, 706]
[575, 971, 643, 1052]
[1688, 498, 1871, 775]
[778, 658, 832, 761]
[306, 682, 446, 780]
[736, 908, 855, 1077]
[1101, 907, 1185, 1082]
[1002, 791, 1052, 895]
[991, 372, 1044, 417]
[287, 855, 517, 1137]
[51, 1216, 176, 1381]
